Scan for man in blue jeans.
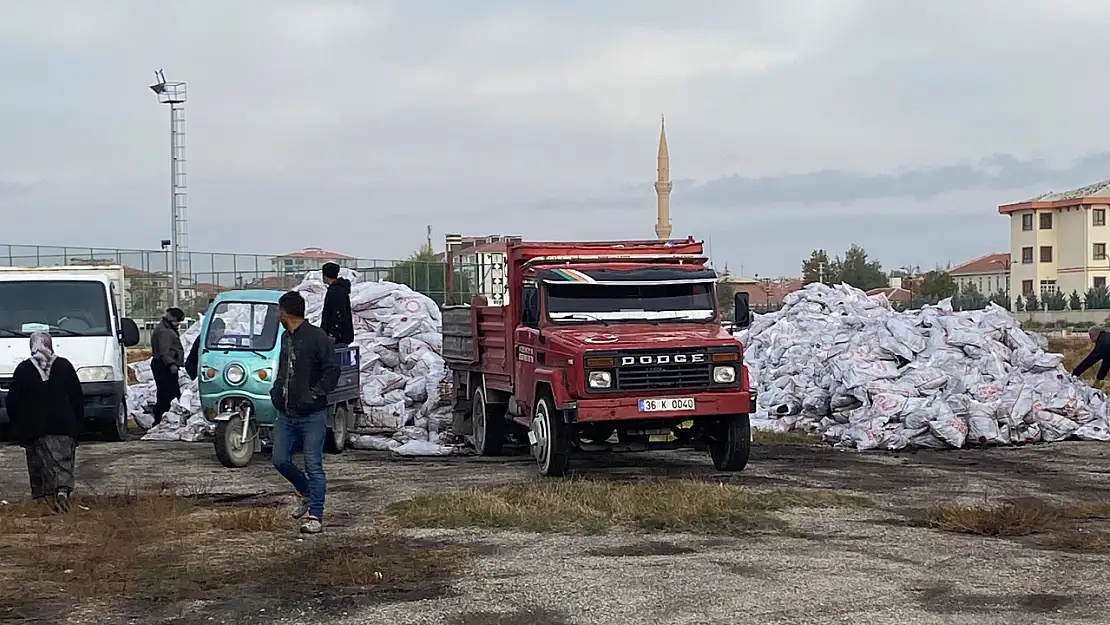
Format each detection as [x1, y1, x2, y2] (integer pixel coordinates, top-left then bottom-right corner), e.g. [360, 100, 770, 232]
[270, 291, 339, 534]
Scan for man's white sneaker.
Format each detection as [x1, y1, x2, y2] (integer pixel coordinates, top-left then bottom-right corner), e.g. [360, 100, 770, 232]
[300, 517, 323, 534]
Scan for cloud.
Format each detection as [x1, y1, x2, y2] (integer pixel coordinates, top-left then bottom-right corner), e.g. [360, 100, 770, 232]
[3, 0, 1110, 277]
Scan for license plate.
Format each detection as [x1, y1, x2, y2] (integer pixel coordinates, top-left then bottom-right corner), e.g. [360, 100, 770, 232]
[638, 397, 695, 412]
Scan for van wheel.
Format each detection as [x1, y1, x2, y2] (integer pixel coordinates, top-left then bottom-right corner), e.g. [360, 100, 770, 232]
[102, 401, 130, 442]
[709, 414, 751, 471]
[532, 395, 571, 477]
[325, 403, 351, 454]
[472, 387, 506, 456]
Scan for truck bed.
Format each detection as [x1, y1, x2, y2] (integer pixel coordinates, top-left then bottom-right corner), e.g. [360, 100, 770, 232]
[327, 345, 361, 405]
[442, 305, 511, 389]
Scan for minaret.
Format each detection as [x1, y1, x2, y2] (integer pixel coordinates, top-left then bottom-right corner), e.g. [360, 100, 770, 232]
[654, 114, 673, 241]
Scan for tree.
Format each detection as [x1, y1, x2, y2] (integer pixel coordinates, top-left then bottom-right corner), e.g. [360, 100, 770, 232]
[1044, 290, 1067, 311]
[128, 280, 164, 319]
[717, 281, 737, 320]
[834, 244, 888, 291]
[954, 283, 987, 310]
[801, 249, 833, 285]
[386, 244, 473, 306]
[989, 290, 1011, 311]
[1069, 290, 1083, 311]
[917, 270, 958, 304]
[1025, 291, 1039, 312]
[1085, 286, 1110, 310]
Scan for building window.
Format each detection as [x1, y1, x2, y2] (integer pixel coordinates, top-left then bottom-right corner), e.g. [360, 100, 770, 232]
[1022, 279, 1033, 295]
[978, 277, 983, 292]
[1040, 246, 1053, 263]
[1021, 247, 1034, 264]
[1096, 209, 1106, 227]
[1040, 212, 1053, 229]
[1097, 277, 1107, 289]
[1096, 243, 1107, 261]
[1022, 213, 1034, 231]
[1040, 280, 1058, 296]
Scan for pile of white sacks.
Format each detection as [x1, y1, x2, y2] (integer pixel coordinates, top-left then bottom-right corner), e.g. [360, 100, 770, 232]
[127, 268, 460, 456]
[737, 282, 1110, 450]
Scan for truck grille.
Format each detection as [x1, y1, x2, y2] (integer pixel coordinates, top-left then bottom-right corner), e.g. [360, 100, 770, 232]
[614, 352, 712, 391]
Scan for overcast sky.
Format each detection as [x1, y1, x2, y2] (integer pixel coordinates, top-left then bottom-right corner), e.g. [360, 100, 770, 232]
[3, 0, 1110, 276]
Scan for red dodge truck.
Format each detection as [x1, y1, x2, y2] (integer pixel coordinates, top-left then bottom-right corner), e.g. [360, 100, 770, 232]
[442, 238, 753, 477]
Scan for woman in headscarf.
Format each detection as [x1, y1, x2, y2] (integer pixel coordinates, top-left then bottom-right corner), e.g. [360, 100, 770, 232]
[4, 332, 84, 512]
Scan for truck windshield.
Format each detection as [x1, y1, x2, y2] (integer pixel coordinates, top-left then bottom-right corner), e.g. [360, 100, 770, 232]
[0, 280, 111, 337]
[205, 302, 281, 351]
[545, 281, 716, 323]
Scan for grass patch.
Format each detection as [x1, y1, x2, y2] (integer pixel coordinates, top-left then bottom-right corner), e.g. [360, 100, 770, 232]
[387, 479, 867, 535]
[927, 499, 1060, 537]
[753, 430, 820, 445]
[927, 496, 1110, 553]
[0, 490, 464, 621]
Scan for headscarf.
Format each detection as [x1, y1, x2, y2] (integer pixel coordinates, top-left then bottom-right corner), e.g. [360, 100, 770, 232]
[29, 332, 57, 381]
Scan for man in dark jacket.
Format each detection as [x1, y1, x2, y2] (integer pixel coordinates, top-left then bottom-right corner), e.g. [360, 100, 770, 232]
[270, 291, 339, 534]
[150, 308, 186, 425]
[320, 262, 354, 345]
[1072, 326, 1110, 382]
[185, 299, 216, 380]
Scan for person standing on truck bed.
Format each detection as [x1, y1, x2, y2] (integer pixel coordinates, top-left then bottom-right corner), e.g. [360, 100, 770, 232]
[150, 307, 186, 426]
[270, 291, 339, 535]
[320, 262, 354, 345]
[1072, 326, 1110, 382]
[4, 332, 84, 513]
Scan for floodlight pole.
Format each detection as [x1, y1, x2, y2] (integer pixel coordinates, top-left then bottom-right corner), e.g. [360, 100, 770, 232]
[149, 70, 188, 308]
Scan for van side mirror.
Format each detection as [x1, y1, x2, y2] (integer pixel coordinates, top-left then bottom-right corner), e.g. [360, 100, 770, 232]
[120, 318, 141, 347]
[733, 292, 751, 329]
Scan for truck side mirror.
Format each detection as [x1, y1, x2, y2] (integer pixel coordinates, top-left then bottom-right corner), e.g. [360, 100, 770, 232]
[120, 317, 141, 347]
[733, 292, 751, 329]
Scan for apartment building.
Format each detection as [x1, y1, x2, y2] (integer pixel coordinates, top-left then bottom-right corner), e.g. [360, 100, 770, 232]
[999, 180, 1110, 304]
[271, 247, 355, 275]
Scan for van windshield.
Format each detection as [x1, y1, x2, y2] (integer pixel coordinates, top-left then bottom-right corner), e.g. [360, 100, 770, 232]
[545, 281, 717, 323]
[0, 281, 112, 337]
[205, 302, 281, 351]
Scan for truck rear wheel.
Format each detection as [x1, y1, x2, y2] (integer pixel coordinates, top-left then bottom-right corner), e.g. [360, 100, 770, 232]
[709, 413, 752, 472]
[472, 387, 506, 456]
[532, 395, 571, 477]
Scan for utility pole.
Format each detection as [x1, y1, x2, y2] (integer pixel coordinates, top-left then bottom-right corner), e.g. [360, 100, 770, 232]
[149, 70, 189, 308]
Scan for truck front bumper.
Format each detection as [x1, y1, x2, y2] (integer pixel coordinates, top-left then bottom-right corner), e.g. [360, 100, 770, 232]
[0, 380, 124, 427]
[567, 391, 753, 423]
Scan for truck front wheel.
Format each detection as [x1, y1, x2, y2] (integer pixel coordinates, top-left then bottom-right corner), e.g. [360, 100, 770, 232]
[472, 387, 506, 456]
[532, 395, 571, 477]
[709, 413, 751, 472]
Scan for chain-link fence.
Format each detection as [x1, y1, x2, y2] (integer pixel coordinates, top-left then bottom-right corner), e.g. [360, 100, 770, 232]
[0, 244, 482, 328]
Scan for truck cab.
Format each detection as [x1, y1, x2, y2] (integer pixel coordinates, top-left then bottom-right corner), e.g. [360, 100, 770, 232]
[0, 266, 141, 441]
[443, 238, 753, 477]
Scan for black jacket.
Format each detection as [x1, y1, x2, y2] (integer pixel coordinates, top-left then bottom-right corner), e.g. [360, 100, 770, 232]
[151, 320, 185, 368]
[185, 339, 200, 380]
[321, 278, 354, 344]
[1073, 331, 1110, 380]
[270, 321, 340, 417]
[5, 357, 84, 445]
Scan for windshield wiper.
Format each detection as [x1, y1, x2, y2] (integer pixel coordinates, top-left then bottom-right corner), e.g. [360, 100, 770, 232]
[0, 326, 30, 337]
[49, 326, 88, 337]
[557, 313, 609, 326]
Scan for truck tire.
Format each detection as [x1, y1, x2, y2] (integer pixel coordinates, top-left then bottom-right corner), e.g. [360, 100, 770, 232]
[472, 387, 506, 456]
[532, 395, 571, 477]
[325, 402, 351, 454]
[215, 415, 256, 468]
[709, 413, 751, 472]
[102, 400, 130, 442]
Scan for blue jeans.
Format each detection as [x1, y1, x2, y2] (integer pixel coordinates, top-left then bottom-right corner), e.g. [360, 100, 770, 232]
[272, 410, 327, 520]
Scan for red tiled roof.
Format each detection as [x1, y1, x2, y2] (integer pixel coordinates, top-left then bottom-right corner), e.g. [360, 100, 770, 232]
[733, 278, 803, 307]
[275, 247, 355, 260]
[949, 253, 1009, 276]
[472, 241, 509, 254]
[867, 286, 912, 303]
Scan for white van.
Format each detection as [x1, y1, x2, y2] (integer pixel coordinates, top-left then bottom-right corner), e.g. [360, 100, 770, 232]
[0, 265, 141, 440]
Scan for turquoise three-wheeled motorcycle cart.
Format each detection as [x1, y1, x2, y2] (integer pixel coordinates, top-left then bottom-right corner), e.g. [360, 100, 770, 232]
[196, 290, 361, 468]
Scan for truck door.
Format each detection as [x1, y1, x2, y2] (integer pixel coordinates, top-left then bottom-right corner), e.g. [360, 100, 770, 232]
[513, 280, 541, 415]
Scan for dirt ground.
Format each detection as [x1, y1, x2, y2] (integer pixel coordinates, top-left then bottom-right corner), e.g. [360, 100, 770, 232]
[2, 440, 1110, 625]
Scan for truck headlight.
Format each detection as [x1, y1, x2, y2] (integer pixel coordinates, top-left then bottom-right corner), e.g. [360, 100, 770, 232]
[588, 370, 612, 389]
[225, 364, 246, 385]
[77, 366, 114, 383]
[712, 365, 737, 384]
